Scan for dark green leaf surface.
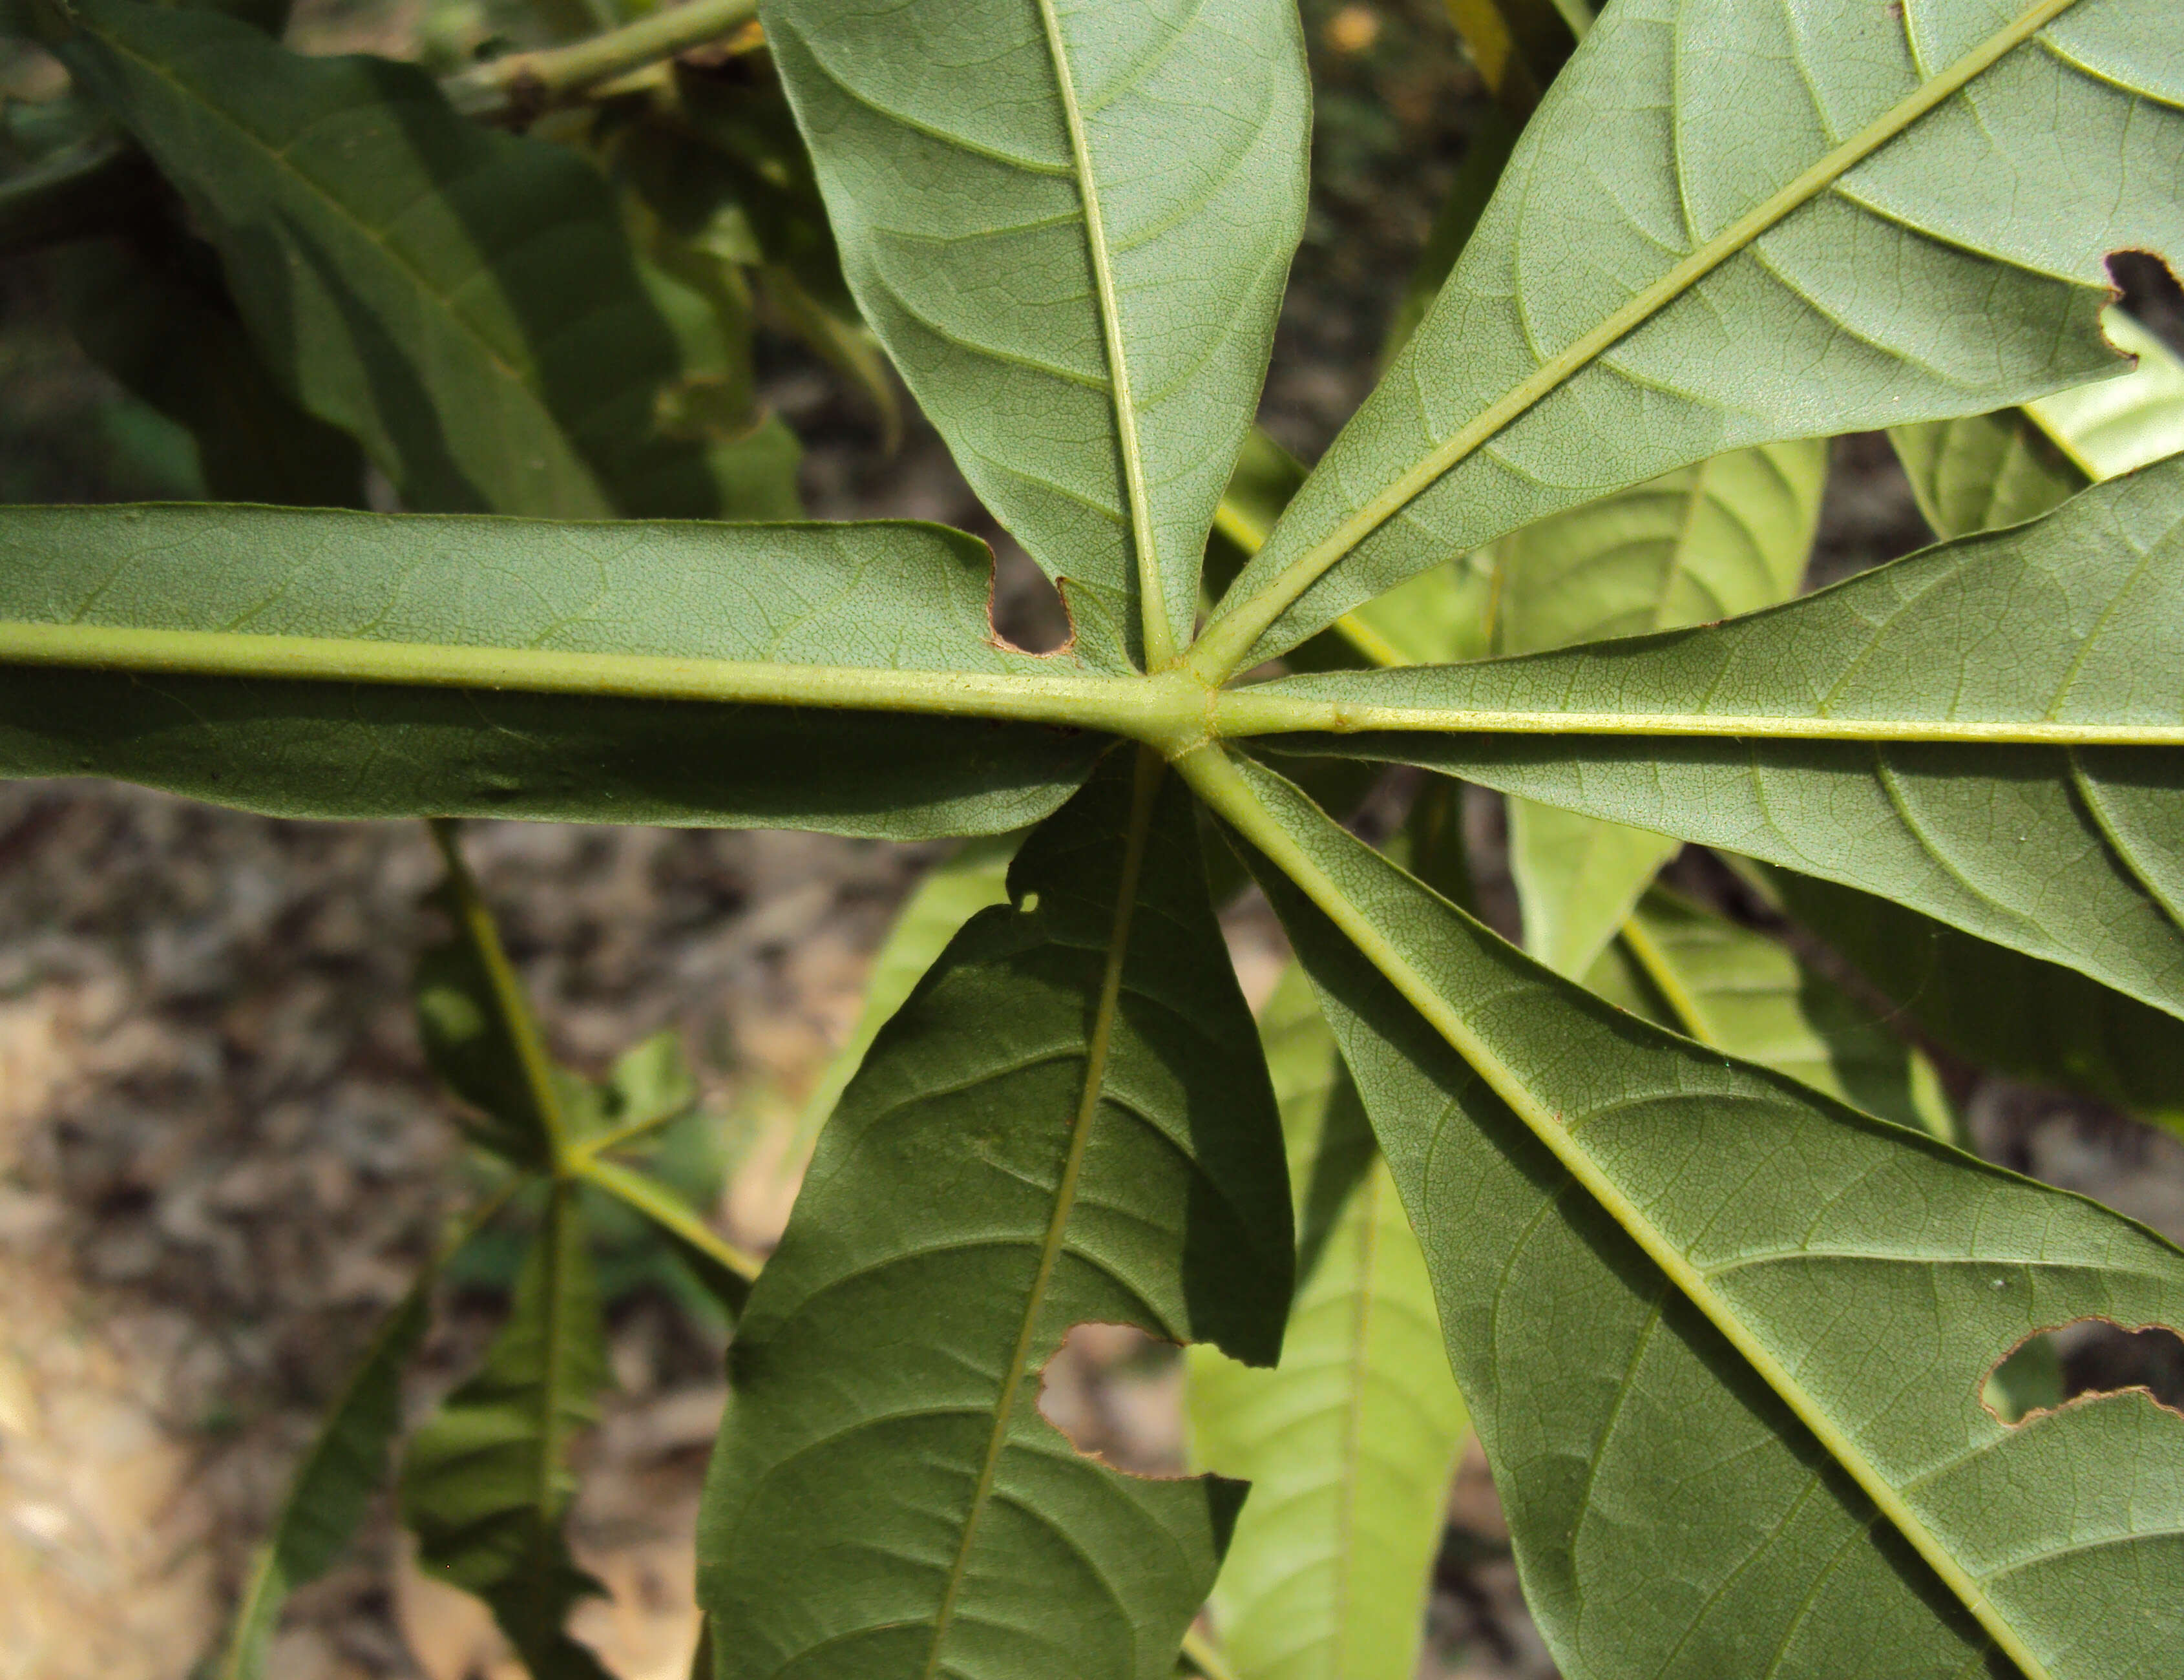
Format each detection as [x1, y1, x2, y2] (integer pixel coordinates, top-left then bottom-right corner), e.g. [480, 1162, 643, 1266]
[1221, 753, 2184, 1680]
[764, 0, 1310, 663]
[1585, 887, 1952, 1140]
[56, 0, 784, 519]
[1261, 460, 2184, 1018]
[1205, 0, 2184, 666]
[698, 751, 1292, 1680]
[1493, 441, 1825, 975]
[402, 1184, 613, 1680]
[220, 1281, 432, 1680]
[1765, 866, 2184, 1132]
[49, 227, 366, 508]
[1188, 967, 1467, 1680]
[0, 505, 1103, 837]
[786, 831, 1020, 1171]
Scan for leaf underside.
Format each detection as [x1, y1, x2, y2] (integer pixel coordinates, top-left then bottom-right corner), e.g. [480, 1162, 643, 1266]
[1272, 459, 2184, 1022]
[1231, 754, 2184, 1680]
[765, 0, 1309, 664]
[1190, 967, 1467, 1680]
[1495, 439, 1827, 975]
[699, 752, 1292, 1680]
[0, 506, 1101, 836]
[1211, 0, 2184, 664]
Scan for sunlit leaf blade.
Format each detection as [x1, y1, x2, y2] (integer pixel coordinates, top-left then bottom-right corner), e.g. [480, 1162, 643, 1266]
[402, 1184, 614, 1680]
[786, 830, 1019, 1172]
[1203, 0, 2184, 667]
[54, 0, 782, 520]
[1189, 967, 1467, 1680]
[1892, 306, 2184, 540]
[1584, 887, 1953, 1140]
[698, 751, 1292, 1680]
[1254, 458, 2184, 1019]
[0, 505, 1104, 837]
[1763, 866, 2184, 1133]
[220, 1280, 432, 1680]
[2030, 307, 2184, 483]
[1493, 440, 1826, 974]
[764, 0, 1310, 664]
[1216, 751, 2184, 1680]
[1887, 409, 2085, 542]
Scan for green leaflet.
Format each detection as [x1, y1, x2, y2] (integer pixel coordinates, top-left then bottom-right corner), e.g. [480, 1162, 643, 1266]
[2031, 308, 2184, 484]
[0, 505, 1104, 837]
[786, 830, 1020, 1172]
[1763, 865, 2184, 1134]
[763, 0, 1310, 666]
[1197, 0, 2184, 672]
[1205, 750, 2184, 1680]
[402, 1183, 614, 1680]
[697, 751, 1293, 1680]
[53, 0, 794, 520]
[1893, 306, 2184, 540]
[1248, 459, 2184, 1021]
[1889, 410, 2086, 543]
[220, 1280, 433, 1680]
[1188, 967, 1467, 1680]
[1584, 887, 1953, 1141]
[1493, 441, 1827, 976]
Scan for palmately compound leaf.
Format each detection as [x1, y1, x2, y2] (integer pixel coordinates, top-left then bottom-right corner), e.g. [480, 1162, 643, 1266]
[52, 0, 790, 521]
[698, 750, 1292, 1680]
[1584, 887, 1953, 1140]
[1206, 751, 2184, 1680]
[1892, 306, 2184, 541]
[402, 1183, 614, 1680]
[1763, 865, 2184, 1135]
[764, 0, 1310, 666]
[220, 1280, 433, 1680]
[1188, 967, 1467, 1680]
[1493, 440, 1826, 976]
[1198, 0, 2184, 671]
[0, 505, 1106, 838]
[1239, 457, 2184, 1022]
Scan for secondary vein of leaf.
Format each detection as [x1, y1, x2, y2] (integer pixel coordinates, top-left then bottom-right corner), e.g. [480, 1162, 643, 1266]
[1186, 0, 2088, 681]
[1179, 745, 2050, 1680]
[919, 745, 1164, 1677]
[1033, 0, 1173, 668]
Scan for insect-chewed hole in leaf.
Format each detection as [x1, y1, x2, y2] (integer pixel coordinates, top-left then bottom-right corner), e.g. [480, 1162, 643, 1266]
[1036, 1322, 1188, 1478]
[1983, 1317, 2184, 1425]
[983, 533, 1071, 655]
